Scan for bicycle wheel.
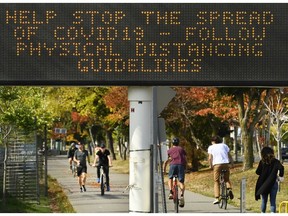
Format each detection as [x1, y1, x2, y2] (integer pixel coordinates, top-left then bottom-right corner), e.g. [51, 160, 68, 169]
[218, 198, 223, 208]
[223, 188, 228, 209]
[73, 167, 76, 177]
[100, 174, 105, 195]
[72, 163, 76, 177]
[218, 183, 227, 209]
[173, 185, 179, 213]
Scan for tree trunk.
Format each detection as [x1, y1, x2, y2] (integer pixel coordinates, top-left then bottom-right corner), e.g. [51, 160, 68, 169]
[255, 129, 262, 160]
[89, 127, 95, 148]
[106, 130, 116, 160]
[190, 147, 199, 171]
[235, 89, 271, 170]
[118, 136, 123, 159]
[276, 139, 281, 160]
[3, 141, 7, 205]
[2, 126, 12, 205]
[241, 129, 254, 170]
[122, 137, 128, 160]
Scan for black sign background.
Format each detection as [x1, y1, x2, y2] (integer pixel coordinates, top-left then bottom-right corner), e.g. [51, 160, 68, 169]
[0, 3, 288, 86]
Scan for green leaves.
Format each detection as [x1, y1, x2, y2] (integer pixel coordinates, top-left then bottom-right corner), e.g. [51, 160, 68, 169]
[0, 87, 51, 133]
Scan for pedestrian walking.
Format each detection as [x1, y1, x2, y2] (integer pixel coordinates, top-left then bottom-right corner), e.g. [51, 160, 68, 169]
[74, 142, 91, 192]
[255, 146, 284, 213]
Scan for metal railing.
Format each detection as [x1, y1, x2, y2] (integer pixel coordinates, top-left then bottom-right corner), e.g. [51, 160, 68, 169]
[0, 132, 46, 204]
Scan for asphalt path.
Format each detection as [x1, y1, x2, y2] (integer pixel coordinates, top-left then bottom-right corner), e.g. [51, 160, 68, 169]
[48, 155, 242, 213]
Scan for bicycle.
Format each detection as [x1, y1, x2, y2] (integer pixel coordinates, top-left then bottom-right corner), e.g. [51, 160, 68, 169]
[99, 165, 107, 196]
[71, 161, 77, 177]
[218, 169, 229, 209]
[172, 175, 179, 213]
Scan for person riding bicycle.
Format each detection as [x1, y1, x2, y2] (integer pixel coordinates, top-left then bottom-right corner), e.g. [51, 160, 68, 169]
[163, 137, 187, 208]
[92, 142, 112, 191]
[67, 142, 78, 170]
[74, 142, 91, 192]
[208, 135, 234, 205]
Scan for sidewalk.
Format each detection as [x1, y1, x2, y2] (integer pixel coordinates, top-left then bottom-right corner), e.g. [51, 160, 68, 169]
[48, 155, 241, 213]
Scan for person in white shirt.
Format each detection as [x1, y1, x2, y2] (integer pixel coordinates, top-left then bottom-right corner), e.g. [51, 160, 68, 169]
[208, 135, 234, 204]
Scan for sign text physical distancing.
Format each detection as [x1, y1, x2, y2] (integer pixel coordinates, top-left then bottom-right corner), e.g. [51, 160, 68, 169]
[1, 3, 288, 85]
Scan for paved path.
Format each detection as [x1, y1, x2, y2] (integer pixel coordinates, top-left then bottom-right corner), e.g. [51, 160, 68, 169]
[48, 155, 241, 213]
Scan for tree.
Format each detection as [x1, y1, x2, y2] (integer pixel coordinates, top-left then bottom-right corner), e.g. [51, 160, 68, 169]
[103, 87, 129, 160]
[45, 87, 104, 141]
[263, 88, 288, 160]
[0, 86, 52, 204]
[162, 87, 238, 171]
[224, 88, 271, 170]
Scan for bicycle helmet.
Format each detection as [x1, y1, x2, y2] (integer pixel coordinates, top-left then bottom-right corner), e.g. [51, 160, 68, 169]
[172, 137, 180, 146]
[100, 143, 106, 148]
[71, 142, 76, 147]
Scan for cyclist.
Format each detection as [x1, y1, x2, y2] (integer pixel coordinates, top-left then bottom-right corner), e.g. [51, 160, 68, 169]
[67, 142, 77, 170]
[92, 143, 112, 191]
[74, 142, 91, 192]
[208, 135, 234, 205]
[163, 137, 187, 208]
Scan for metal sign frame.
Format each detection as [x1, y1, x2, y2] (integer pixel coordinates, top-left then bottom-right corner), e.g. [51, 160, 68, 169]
[1, 3, 288, 86]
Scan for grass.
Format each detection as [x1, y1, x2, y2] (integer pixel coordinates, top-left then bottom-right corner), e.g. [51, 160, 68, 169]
[112, 158, 129, 174]
[185, 162, 288, 213]
[48, 176, 75, 213]
[0, 175, 75, 213]
[0, 195, 51, 213]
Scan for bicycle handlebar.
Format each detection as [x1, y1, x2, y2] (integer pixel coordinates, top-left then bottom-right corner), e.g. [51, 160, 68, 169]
[92, 164, 113, 168]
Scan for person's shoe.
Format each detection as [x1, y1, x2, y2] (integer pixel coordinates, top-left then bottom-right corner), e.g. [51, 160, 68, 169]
[228, 190, 234, 200]
[107, 186, 110, 191]
[82, 185, 86, 192]
[179, 196, 185, 208]
[213, 198, 220, 204]
[97, 178, 100, 183]
[80, 187, 83, 193]
[168, 193, 173, 200]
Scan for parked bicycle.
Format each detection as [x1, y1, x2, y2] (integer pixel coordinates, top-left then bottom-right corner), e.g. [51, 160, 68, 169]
[218, 169, 229, 209]
[172, 175, 179, 213]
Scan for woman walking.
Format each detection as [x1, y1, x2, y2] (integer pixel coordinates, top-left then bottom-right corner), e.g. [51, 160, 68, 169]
[255, 146, 284, 213]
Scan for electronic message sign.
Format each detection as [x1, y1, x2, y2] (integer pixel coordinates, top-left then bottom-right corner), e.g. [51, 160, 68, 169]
[0, 3, 288, 86]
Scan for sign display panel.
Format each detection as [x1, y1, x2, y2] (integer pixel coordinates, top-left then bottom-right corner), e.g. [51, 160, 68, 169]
[0, 3, 287, 85]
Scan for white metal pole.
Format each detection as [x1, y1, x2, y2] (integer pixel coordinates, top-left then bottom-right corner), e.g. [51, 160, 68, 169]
[128, 86, 153, 213]
[152, 87, 158, 213]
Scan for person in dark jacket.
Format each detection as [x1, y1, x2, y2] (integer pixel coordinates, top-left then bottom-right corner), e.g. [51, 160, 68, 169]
[92, 143, 112, 191]
[255, 146, 284, 213]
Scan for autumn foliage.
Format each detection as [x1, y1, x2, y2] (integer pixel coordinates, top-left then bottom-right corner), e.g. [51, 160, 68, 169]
[103, 87, 129, 125]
